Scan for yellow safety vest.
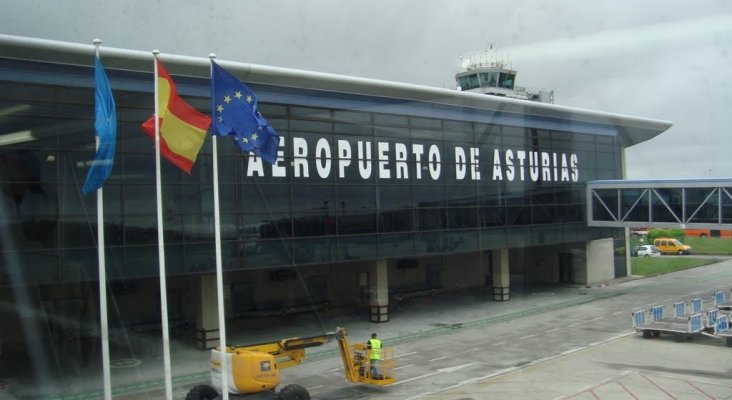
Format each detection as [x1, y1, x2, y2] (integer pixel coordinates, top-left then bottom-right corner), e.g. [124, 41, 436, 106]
[369, 338, 382, 360]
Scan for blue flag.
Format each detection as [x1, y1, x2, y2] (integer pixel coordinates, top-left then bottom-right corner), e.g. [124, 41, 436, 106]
[82, 56, 117, 195]
[210, 61, 280, 164]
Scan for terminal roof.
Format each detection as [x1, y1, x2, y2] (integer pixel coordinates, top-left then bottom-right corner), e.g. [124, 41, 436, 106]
[0, 34, 672, 146]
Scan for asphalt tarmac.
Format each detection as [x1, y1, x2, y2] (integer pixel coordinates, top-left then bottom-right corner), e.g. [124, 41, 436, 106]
[431, 333, 732, 400]
[4, 258, 731, 399]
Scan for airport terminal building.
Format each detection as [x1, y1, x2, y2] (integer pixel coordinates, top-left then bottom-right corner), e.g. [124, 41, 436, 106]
[0, 35, 671, 371]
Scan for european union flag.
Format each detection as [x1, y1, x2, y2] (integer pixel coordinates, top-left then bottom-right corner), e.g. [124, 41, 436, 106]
[211, 61, 280, 165]
[82, 55, 117, 195]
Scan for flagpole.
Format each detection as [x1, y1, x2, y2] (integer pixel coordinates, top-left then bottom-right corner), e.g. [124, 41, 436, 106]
[152, 50, 174, 400]
[93, 38, 113, 400]
[209, 53, 229, 400]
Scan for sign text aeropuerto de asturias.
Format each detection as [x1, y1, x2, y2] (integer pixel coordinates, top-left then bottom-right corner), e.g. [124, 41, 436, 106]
[243, 137, 579, 183]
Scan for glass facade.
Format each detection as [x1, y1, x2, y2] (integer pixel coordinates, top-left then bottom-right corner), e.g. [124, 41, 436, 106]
[0, 59, 624, 287]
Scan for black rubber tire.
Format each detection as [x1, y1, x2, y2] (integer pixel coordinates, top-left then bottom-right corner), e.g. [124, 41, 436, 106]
[642, 330, 653, 338]
[277, 383, 310, 400]
[185, 385, 220, 400]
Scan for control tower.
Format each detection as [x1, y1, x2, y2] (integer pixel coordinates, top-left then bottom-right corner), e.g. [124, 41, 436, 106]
[455, 48, 554, 103]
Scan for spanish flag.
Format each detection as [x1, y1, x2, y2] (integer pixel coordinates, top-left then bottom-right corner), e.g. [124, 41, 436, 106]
[141, 59, 211, 174]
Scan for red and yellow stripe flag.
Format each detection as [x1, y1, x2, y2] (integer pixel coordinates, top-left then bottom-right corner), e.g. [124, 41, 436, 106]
[141, 59, 211, 174]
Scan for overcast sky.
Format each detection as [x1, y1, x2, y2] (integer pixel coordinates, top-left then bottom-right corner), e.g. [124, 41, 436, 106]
[2, 0, 731, 179]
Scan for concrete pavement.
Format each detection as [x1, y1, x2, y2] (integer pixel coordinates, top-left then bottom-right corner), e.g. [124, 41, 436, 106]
[3, 258, 731, 399]
[429, 334, 732, 400]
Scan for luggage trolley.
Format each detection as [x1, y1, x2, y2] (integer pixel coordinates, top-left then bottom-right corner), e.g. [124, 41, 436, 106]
[704, 308, 720, 331]
[713, 290, 732, 312]
[711, 315, 732, 346]
[701, 310, 732, 347]
[690, 297, 703, 314]
[632, 304, 703, 341]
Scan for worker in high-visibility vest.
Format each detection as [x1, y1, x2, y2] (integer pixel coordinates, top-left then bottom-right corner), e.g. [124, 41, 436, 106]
[367, 332, 382, 379]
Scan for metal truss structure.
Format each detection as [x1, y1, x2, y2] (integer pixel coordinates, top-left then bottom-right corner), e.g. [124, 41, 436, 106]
[586, 179, 732, 229]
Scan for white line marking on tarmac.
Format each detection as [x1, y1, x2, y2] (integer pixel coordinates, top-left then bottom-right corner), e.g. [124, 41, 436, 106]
[394, 363, 414, 370]
[473, 366, 518, 382]
[394, 351, 418, 358]
[393, 363, 476, 386]
[611, 311, 623, 316]
[462, 348, 480, 353]
[532, 355, 555, 364]
[568, 322, 579, 327]
[561, 348, 581, 355]
[327, 367, 340, 372]
[546, 328, 560, 333]
[491, 341, 505, 346]
[663, 298, 672, 302]
[457, 377, 481, 386]
[400, 330, 631, 400]
[416, 375, 484, 397]
[589, 317, 601, 322]
[429, 356, 447, 362]
[404, 392, 433, 400]
[307, 385, 324, 391]
[403, 366, 509, 399]
[518, 334, 535, 340]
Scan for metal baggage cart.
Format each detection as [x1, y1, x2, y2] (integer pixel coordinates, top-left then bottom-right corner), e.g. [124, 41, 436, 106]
[632, 305, 703, 341]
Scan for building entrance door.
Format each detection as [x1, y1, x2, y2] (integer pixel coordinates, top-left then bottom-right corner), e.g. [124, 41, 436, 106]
[426, 263, 441, 289]
[231, 283, 255, 317]
[308, 275, 329, 304]
[483, 250, 493, 288]
[559, 253, 573, 283]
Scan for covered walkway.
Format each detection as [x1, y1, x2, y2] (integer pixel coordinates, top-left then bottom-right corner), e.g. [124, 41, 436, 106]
[587, 178, 732, 229]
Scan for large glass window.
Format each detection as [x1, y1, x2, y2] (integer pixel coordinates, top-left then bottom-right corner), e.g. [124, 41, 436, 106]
[1, 76, 605, 276]
[379, 209, 413, 232]
[479, 72, 498, 87]
[378, 185, 411, 208]
[338, 185, 376, 209]
[498, 72, 515, 89]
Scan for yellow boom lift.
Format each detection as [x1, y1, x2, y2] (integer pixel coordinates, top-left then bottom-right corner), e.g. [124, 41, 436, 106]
[185, 327, 394, 400]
